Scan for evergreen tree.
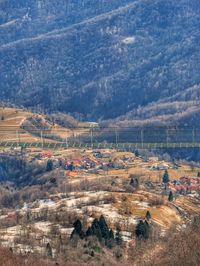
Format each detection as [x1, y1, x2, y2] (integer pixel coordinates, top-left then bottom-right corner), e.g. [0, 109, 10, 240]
[73, 219, 82, 234]
[98, 215, 110, 240]
[50, 177, 57, 185]
[162, 170, 169, 190]
[143, 220, 150, 239]
[135, 220, 150, 240]
[109, 229, 114, 240]
[90, 218, 102, 242]
[168, 191, 174, 202]
[135, 150, 139, 157]
[46, 159, 53, 171]
[145, 210, 151, 221]
[46, 243, 52, 258]
[106, 229, 115, 248]
[130, 178, 134, 185]
[68, 162, 74, 171]
[162, 170, 169, 183]
[86, 217, 115, 248]
[135, 220, 145, 239]
[86, 226, 92, 237]
[71, 219, 84, 239]
[130, 177, 139, 189]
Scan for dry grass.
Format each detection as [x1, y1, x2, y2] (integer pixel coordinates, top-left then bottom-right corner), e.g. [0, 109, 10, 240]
[112, 192, 181, 228]
[175, 196, 200, 215]
[0, 107, 89, 142]
[0, 108, 39, 142]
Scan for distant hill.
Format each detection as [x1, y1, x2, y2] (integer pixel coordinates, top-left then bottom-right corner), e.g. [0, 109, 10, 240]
[111, 84, 200, 127]
[0, 107, 82, 142]
[0, 0, 200, 122]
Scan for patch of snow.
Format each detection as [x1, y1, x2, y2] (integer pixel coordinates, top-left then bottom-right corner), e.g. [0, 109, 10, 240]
[132, 200, 149, 208]
[36, 199, 56, 208]
[160, 229, 166, 237]
[34, 221, 51, 233]
[0, 215, 8, 220]
[4, 225, 21, 235]
[122, 36, 136, 44]
[60, 228, 74, 236]
[87, 205, 138, 225]
[0, 19, 17, 28]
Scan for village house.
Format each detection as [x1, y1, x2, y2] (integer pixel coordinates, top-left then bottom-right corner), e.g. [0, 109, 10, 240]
[151, 162, 170, 170]
[168, 176, 200, 195]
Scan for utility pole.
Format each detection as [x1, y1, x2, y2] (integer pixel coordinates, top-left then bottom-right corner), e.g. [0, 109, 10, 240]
[16, 130, 20, 147]
[66, 136, 68, 148]
[40, 130, 43, 148]
[141, 129, 144, 148]
[192, 128, 195, 144]
[16, 130, 18, 147]
[166, 128, 169, 147]
[90, 128, 93, 148]
[115, 128, 118, 145]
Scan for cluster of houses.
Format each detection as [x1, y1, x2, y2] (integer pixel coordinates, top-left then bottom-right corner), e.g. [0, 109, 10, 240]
[63, 156, 128, 172]
[168, 176, 200, 195]
[64, 157, 96, 170]
[36, 150, 136, 172]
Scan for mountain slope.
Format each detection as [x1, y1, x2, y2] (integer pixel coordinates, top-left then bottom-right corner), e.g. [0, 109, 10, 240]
[0, 0, 200, 121]
[0, 107, 82, 142]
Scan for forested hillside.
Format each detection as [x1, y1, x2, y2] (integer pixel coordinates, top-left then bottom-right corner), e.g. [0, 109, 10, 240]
[0, 0, 200, 121]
